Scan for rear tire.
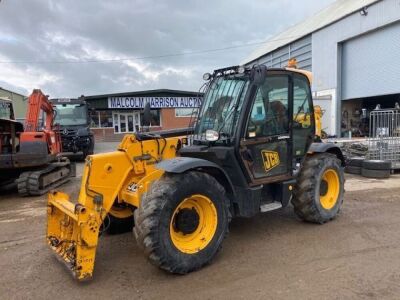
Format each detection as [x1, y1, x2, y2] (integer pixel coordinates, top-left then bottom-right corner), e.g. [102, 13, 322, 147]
[345, 165, 361, 175]
[362, 160, 391, 170]
[133, 171, 230, 274]
[361, 168, 390, 179]
[346, 157, 364, 168]
[293, 153, 345, 224]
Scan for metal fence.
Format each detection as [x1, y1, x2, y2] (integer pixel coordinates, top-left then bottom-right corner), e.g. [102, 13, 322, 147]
[368, 106, 400, 169]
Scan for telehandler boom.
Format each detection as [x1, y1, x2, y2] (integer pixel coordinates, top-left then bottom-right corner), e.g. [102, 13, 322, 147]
[47, 64, 345, 280]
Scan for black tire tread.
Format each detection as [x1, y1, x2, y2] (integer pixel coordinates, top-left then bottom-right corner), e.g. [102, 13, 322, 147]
[362, 160, 391, 170]
[292, 153, 345, 224]
[16, 172, 31, 197]
[346, 157, 364, 167]
[133, 171, 230, 274]
[361, 168, 390, 179]
[345, 165, 362, 175]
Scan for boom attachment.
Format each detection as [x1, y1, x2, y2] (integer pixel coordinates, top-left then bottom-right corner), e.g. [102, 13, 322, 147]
[46, 134, 182, 280]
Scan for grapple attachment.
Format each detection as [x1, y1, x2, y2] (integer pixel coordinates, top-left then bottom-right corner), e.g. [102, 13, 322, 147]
[47, 191, 102, 281]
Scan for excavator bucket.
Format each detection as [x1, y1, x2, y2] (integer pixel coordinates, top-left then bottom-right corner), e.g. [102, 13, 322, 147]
[47, 190, 101, 280]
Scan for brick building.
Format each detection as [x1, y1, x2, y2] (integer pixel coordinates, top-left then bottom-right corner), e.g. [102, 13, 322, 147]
[85, 89, 203, 142]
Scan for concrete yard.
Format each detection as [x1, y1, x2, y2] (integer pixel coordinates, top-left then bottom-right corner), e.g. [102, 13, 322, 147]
[1, 143, 400, 299]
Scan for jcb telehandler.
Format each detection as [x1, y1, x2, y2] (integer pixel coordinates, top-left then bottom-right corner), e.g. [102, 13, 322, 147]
[46, 63, 345, 280]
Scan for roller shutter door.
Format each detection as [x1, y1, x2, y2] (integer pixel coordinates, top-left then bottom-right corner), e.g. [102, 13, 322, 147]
[342, 21, 400, 100]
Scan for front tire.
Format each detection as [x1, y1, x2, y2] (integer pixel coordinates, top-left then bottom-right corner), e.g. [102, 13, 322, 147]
[293, 153, 345, 224]
[133, 171, 230, 274]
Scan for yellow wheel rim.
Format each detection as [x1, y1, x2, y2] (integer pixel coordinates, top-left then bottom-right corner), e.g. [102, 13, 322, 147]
[319, 169, 340, 210]
[170, 194, 218, 254]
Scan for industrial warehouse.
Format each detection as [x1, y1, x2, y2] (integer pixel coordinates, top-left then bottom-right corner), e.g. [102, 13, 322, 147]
[1, 0, 400, 299]
[243, 0, 400, 138]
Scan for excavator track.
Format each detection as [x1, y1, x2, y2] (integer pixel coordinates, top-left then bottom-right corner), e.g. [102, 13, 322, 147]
[17, 159, 75, 196]
[16, 172, 31, 196]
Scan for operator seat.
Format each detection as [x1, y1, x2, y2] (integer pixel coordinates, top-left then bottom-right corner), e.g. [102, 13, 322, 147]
[262, 101, 288, 136]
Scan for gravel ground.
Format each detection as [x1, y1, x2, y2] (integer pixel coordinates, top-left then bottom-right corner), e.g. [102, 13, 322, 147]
[1, 142, 400, 300]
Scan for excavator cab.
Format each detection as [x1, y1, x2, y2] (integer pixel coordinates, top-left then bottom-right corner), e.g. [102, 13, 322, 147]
[46, 65, 345, 280]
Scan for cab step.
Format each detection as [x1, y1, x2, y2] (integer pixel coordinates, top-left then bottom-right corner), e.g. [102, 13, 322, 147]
[260, 202, 282, 213]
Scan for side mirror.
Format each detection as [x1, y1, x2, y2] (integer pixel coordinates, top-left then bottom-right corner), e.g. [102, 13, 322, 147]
[142, 102, 151, 127]
[250, 65, 267, 85]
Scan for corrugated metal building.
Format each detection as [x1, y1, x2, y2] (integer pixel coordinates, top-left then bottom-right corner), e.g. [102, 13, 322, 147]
[0, 87, 27, 120]
[242, 0, 400, 137]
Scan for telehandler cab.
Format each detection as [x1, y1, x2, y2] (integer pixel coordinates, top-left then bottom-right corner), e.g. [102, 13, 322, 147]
[46, 64, 345, 280]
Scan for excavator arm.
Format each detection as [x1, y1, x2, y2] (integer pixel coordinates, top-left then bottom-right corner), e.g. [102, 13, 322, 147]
[24, 89, 55, 132]
[22, 89, 61, 154]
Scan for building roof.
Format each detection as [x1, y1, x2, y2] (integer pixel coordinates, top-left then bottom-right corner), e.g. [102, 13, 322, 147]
[242, 0, 380, 65]
[84, 89, 203, 100]
[0, 97, 12, 103]
[0, 87, 27, 98]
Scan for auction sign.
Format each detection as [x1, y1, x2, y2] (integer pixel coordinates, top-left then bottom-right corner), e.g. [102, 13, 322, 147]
[108, 96, 203, 109]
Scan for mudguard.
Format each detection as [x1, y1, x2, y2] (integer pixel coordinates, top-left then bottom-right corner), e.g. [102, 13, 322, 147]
[156, 157, 235, 195]
[308, 142, 346, 166]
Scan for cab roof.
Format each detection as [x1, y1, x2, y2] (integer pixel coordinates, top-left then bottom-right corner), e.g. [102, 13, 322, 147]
[210, 65, 313, 85]
[285, 68, 313, 84]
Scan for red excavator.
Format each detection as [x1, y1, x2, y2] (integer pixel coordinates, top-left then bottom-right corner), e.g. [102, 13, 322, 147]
[0, 89, 74, 196]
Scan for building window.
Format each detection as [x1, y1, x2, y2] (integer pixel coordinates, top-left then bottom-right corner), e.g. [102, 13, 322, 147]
[99, 111, 113, 128]
[90, 111, 113, 128]
[90, 111, 100, 128]
[141, 109, 161, 126]
[175, 108, 198, 118]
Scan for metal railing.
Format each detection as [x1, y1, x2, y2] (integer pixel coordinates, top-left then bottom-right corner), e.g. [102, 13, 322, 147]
[368, 106, 400, 169]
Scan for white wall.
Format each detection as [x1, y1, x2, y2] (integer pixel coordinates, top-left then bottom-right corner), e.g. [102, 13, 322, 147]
[313, 89, 336, 136]
[311, 0, 400, 135]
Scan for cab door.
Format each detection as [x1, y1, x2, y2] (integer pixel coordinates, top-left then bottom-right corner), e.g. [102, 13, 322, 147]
[239, 74, 292, 185]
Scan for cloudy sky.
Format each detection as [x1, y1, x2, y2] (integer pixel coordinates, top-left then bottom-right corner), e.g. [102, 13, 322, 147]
[0, 0, 335, 98]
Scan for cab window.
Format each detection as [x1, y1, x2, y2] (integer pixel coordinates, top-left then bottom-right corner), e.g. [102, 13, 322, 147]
[293, 77, 312, 129]
[292, 75, 314, 157]
[247, 76, 289, 138]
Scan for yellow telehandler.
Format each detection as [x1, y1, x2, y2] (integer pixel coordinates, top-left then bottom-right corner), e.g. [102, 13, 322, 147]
[46, 64, 345, 280]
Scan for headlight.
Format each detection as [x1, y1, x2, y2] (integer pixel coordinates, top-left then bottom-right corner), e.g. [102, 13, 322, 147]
[238, 66, 246, 74]
[205, 130, 219, 142]
[203, 73, 212, 81]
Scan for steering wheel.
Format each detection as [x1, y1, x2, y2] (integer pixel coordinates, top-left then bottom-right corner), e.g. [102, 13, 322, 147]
[248, 117, 277, 137]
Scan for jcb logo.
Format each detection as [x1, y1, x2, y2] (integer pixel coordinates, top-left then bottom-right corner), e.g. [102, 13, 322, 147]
[261, 151, 280, 172]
